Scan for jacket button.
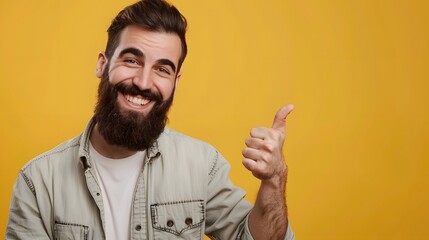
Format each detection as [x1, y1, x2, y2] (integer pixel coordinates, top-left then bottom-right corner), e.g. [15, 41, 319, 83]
[167, 220, 174, 227]
[135, 225, 142, 231]
[185, 217, 193, 225]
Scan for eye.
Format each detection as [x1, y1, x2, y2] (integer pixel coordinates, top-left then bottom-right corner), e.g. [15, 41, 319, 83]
[157, 67, 170, 75]
[124, 59, 138, 65]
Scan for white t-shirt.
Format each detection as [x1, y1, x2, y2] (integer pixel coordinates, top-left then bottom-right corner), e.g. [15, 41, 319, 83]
[89, 142, 145, 240]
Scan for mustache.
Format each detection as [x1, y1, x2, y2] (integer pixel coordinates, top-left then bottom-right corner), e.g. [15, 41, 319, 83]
[114, 83, 163, 102]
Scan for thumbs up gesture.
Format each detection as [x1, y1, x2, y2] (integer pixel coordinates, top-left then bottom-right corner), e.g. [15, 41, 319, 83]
[242, 104, 294, 180]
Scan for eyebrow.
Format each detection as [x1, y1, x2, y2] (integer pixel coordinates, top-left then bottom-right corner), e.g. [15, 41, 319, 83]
[118, 47, 144, 58]
[157, 59, 177, 74]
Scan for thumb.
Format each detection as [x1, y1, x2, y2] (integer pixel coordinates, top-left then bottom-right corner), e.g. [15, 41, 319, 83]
[272, 104, 295, 132]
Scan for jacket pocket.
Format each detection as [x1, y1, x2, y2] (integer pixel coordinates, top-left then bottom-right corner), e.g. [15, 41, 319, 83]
[151, 200, 205, 239]
[54, 222, 89, 240]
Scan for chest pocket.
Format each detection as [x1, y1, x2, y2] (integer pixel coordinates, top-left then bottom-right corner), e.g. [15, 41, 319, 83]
[151, 200, 205, 239]
[54, 222, 89, 240]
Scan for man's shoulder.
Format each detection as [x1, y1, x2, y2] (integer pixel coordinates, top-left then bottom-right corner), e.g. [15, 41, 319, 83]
[159, 128, 217, 153]
[21, 134, 83, 173]
[162, 127, 212, 146]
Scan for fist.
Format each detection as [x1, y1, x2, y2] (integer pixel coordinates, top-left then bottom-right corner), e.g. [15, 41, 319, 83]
[242, 104, 294, 180]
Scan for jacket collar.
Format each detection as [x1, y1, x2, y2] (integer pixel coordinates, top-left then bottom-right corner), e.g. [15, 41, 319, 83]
[78, 117, 161, 169]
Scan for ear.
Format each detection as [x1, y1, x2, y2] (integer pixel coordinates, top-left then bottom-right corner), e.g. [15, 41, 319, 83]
[95, 52, 108, 78]
[174, 72, 182, 93]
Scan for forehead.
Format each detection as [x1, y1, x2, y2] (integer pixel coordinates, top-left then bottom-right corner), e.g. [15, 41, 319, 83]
[114, 25, 182, 64]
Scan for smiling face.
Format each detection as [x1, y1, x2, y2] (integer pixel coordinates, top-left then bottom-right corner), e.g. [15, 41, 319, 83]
[97, 25, 182, 114]
[93, 25, 183, 151]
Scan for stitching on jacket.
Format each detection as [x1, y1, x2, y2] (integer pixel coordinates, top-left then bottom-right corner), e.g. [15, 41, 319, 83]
[20, 171, 36, 197]
[55, 221, 89, 228]
[151, 199, 204, 206]
[150, 205, 158, 230]
[208, 151, 219, 181]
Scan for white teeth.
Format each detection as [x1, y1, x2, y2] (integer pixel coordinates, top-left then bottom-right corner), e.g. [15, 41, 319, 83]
[125, 95, 150, 105]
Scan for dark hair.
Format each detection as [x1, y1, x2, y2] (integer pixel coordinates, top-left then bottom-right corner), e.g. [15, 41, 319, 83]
[105, 0, 188, 71]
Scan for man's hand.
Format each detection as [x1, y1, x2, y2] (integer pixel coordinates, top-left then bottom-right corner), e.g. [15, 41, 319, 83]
[242, 104, 295, 240]
[242, 104, 294, 181]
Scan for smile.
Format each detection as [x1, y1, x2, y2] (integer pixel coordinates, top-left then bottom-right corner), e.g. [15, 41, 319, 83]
[124, 94, 151, 106]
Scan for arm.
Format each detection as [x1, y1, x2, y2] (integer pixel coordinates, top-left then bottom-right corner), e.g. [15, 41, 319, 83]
[6, 171, 51, 239]
[242, 104, 294, 240]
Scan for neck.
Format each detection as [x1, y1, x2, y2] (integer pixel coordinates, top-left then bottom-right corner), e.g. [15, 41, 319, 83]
[90, 123, 137, 159]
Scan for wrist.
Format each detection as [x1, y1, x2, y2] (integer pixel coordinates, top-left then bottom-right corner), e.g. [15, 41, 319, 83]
[261, 163, 287, 190]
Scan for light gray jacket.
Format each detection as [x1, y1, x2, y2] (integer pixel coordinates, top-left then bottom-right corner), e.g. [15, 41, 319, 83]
[6, 119, 294, 239]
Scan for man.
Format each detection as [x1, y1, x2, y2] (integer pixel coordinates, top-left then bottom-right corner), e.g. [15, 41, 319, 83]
[6, 0, 295, 239]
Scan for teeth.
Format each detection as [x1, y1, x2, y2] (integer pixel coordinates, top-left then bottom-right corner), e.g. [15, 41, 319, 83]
[125, 95, 150, 105]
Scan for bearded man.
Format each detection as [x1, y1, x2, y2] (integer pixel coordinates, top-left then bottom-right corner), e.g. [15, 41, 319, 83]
[6, 0, 295, 239]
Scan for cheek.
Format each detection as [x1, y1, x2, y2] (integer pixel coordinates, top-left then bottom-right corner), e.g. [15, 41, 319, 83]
[155, 79, 176, 100]
[108, 67, 137, 85]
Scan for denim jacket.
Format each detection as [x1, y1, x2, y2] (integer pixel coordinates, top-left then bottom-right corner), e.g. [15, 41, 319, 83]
[6, 118, 295, 240]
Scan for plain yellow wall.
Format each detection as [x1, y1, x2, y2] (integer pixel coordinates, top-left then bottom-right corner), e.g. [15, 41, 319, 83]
[1, 0, 428, 239]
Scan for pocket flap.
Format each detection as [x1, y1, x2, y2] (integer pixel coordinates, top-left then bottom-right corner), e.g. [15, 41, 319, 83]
[54, 222, 89, 240]
[151, 200, 205, 235]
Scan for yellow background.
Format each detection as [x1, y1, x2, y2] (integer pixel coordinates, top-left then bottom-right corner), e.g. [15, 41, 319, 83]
[1, 0, 428, 239]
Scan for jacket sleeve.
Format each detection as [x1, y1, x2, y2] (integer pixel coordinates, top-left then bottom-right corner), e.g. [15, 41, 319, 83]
[204, 150, 295, 240]
[204, 150, 251, 239]
[5, 171, 51, 240]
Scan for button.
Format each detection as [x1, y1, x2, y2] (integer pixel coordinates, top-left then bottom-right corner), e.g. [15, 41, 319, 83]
[135, 225, 142, 231]
[167, 220, 174, 227]
[185, 217, 193, 225]
[96, 193, 100, 196]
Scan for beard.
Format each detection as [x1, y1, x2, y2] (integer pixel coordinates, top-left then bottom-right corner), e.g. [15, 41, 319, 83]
[93, 69, 174, 151]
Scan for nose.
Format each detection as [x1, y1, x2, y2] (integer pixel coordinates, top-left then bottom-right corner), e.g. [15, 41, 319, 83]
[132, 67, 153, 90]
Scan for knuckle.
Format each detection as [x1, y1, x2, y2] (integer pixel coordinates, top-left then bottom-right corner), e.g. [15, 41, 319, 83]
[263, 143, 275, 152]
[260, 153, 270, 162]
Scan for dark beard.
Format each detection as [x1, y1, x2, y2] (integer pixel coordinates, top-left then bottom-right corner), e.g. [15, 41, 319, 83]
[93, 71, 174, 151]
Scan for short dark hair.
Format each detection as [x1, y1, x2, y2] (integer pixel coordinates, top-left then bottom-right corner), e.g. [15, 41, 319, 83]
[105, 0, 188, 71]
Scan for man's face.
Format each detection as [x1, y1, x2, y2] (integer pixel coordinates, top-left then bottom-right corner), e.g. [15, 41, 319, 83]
[98, 25, 182, 114]
[94, 25, 182, 151]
